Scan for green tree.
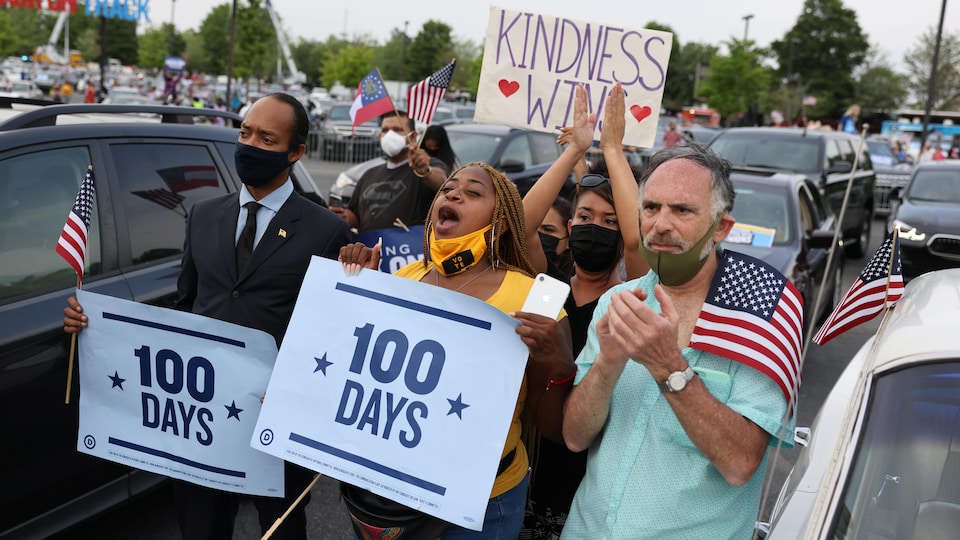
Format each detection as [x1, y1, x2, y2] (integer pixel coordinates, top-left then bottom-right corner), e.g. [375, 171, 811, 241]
[903, 27, 960, 110]
[449, 37, 481, 95]
[697, 39, 771, 124]
[770, 0, 869, 119]
[669, 42, 720, 110]
[854, 47, 908, 116]
[407, 20, 453, 81]
[321, 43, 373, 91]
[373, 28, 412, 81]
[234, 0, 276, 82]
[139, 24, 185, 69]
[197, 4, 234, 75]
[0, 10, 19, 57]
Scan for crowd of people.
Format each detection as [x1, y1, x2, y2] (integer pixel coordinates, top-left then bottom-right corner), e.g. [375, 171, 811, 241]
[63, 87, 797, 539]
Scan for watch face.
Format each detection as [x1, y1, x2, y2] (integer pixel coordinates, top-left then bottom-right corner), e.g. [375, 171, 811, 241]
[667, 371, 686, 392]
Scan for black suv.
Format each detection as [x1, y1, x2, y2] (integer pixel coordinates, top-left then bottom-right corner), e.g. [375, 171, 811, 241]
[0, 100, 328, 538]
[709, 127, 876, 258]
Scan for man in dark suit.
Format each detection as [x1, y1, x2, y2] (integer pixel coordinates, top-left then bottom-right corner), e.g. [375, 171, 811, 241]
[65, 92, 352, 539]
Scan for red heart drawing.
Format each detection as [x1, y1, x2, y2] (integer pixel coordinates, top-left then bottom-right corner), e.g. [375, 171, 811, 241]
[630, 104, 652, 123]
[499, 79, 520, 98]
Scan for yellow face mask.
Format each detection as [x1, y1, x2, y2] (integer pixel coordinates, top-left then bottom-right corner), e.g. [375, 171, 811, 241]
[429, 225, 492, 276]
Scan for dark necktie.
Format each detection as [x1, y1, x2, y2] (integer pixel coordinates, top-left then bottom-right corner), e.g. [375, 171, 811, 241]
[236, 201, 262, 273]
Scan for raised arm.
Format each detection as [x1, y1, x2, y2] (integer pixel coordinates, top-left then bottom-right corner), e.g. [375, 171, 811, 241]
[522, 84, 595, 273]
[601, 83, 648, 280]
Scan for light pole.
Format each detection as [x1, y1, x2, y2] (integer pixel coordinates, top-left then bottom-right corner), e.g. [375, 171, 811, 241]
[168, 0, 176, 55]
[742, 14, 754, 41]
[400, 20, 409, 83]
[921, 0, 948, 145]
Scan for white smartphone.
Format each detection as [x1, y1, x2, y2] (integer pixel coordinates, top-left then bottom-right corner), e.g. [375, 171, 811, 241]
[521, 273, 570, 319]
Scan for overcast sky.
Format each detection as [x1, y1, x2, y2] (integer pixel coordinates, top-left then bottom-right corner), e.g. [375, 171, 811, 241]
[144, 0, 954, 71]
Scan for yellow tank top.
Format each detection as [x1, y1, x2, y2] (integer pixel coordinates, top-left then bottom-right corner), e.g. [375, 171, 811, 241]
[394, 261, 549, 498]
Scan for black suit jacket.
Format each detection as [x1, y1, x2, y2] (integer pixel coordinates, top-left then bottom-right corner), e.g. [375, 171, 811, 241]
[174, 190, 352, 347]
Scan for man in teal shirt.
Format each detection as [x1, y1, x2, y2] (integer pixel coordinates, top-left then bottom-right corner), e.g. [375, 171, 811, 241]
[561, 143, 794, 539]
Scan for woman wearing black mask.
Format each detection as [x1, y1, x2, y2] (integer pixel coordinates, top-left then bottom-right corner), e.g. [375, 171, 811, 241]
[519, 83, 647, 538]
[537, 196, 573, 280]
[421, 124, 459, 172]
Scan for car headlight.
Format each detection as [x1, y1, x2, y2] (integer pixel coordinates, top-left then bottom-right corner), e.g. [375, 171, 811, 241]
[890, 219, 926, 242]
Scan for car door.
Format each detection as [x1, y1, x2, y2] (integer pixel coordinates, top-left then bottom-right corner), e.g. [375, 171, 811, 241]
[0, 142, 139, 533]
[799, 181, 841, 329]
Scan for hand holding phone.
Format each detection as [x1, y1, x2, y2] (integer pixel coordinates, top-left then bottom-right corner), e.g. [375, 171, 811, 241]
[521, 273, 570, 319]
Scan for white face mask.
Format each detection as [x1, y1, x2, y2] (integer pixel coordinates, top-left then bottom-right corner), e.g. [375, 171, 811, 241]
[380, 130, 408, 158]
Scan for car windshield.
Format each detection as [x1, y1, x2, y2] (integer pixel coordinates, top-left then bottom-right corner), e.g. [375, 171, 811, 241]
[728, 184, 792, 245]
[328, 106, 352, 122]
[711, 135, 820, 174]
[907, 170, 960, 202]
[829, 360, 960, 539]
[867, 140, 899, 166]
[446, 131, 503, 164]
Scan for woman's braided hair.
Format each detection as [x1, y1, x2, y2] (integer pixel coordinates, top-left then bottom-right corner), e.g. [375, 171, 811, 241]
[422, 162, 537, 277]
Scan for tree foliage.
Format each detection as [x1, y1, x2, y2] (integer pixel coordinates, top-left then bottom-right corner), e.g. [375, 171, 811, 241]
[321, 43, 373, 91]
[770, 0, 869, 118]
[196, 4, 233, 74]
[406, 20, 454, 81]
[854, 47, 908, 115]
[903, 27, 960, 110]
[373, 28, 411, 81]
[666, 41, 719, 110]
[138, 24, 185, 69]
[697, 39, 771, 123]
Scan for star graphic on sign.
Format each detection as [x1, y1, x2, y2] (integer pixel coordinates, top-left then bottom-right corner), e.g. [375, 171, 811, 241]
[109, 371, 126, 390]
[225, 400, 243, 421]
[314, 354, 333, 375]
[447, 393, 469, 419]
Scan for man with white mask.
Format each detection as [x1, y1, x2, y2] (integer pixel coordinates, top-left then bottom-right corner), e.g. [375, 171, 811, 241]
[333, 110, 449, 231]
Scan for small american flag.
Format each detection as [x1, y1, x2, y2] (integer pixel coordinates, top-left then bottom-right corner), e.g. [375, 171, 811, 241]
[56, 166, 96, 280]
[407, 60, 456, 125]
[690, 250, 803, 410]
[131, 188, 186, 210]
[813, 232, 903, 346]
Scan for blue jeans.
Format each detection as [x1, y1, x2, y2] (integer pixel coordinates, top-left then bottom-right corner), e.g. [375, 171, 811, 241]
[441, 472, 529, 540]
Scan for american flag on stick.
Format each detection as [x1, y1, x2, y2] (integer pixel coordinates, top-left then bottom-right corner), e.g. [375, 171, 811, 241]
[56, 166, 96, 280]
[407, 60, 456, 125]
[813, 232, 903, 346]
[689, 250, 803, 411]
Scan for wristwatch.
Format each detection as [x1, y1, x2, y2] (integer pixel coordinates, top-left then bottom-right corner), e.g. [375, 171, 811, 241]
[659, 366, 696, 393]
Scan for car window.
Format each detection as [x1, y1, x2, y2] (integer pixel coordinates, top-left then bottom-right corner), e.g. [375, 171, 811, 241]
[0, 146, 101, 301]
[730, 184, 791, 244]
[907, 170, 960, 202]
[711, 135, 820, 174]
[447, 131, 502, 165]
[529, 132, 562, 165]
[111, 143, 230, 265]
[500, 134, 533, 167]
[829, 360, 960, 540]
[824, 139, 842, 172]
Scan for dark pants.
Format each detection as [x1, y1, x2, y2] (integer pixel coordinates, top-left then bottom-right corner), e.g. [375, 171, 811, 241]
[173, 462, 315, 540]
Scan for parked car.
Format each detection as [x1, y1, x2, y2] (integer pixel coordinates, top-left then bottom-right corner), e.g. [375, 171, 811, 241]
[709, 127, 876, 258]
[0, 99, 328, 537]
[760, 268, 960, 540]
[317, 102, 380, 162]
[886, 160, 960, 281]
[0, 80, 44, 99]
[723, 170, 844, 337]
[328, 123, 574, 207]
[867, 136, 913, 216]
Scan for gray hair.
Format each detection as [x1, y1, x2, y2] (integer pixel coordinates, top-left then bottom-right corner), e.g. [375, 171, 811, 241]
[637, 142, 735, 218]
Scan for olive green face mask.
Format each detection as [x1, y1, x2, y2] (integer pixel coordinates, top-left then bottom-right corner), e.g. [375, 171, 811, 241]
[638, 218, 721, 286]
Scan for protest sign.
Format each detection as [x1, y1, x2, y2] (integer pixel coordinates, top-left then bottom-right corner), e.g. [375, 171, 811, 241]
[252, 257, 529, 530]
[76, 290, 284, 496]
[356, 225, 425, 274]
[475, 5, 673, 148]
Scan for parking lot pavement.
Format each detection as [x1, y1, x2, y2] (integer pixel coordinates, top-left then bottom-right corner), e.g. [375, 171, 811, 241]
[302, 157, 343, 200]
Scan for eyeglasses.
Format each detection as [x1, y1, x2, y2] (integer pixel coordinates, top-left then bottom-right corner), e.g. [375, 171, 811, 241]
[577, 174, 610, 194]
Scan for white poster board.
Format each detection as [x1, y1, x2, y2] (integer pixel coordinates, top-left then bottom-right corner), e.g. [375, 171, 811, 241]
[252, 257, 529, 530]
[475, 5, 673, 148]
[75, 290, 285, 496]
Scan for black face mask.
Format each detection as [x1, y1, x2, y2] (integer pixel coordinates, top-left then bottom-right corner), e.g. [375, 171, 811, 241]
[538, 231, 568, 261]
[569, 224, 621, 272]
[234, 142, 293, 187]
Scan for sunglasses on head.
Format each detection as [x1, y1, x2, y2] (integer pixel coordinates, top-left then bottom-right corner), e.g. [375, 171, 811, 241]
[577, 174, 610, 194]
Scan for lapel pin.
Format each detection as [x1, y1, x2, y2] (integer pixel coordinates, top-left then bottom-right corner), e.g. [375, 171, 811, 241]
[278, 228, 287, 238]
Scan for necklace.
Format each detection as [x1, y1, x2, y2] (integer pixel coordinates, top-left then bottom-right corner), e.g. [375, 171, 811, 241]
[435, 264, 493, 293]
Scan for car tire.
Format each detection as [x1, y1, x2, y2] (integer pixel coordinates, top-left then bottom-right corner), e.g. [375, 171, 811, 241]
[845, 208, 872, 259]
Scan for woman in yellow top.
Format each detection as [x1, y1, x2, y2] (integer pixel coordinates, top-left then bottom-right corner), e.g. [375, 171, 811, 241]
[339, 161, 575, 539]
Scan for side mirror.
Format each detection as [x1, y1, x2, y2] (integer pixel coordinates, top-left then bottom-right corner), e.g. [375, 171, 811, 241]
[807, 229, 836, 250]
[827, 160, 852, 174]
[499, 158, 526, 173]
